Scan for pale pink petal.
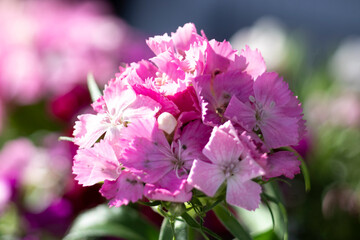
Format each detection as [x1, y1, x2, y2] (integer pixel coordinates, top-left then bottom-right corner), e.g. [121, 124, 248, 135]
[91, 96, 106, 113]
[150, 50, 185, 82]
[73, 113, 109, 149]
[73, 141, 120, 186]
[240, 45, 266, 79]
[237, 156, 265, 182]
[144, 171, 192, 202]
[122, 94, 161, 120]
[103, 81, 136, 121]
[188, 160, 225, 197]
[226, 178, 262, 211]
[209, 39, 237, 61]
[171, 23, 199, 52]
[146, 33, 173, 55]
[202, 124, 243, 166]
[176, 120, 212, 168]
[100, 171, 144, 207]
[265, 151, 301, 179]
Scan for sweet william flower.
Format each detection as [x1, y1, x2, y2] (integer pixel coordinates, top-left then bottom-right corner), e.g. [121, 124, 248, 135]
[73, 140, 121, 186]
[188, 121, 265, 210]
[73, 80, 161, 148]
[193, 70, 253, 126]
[69, 23, 306, 219]
[225, 72, 305, 148]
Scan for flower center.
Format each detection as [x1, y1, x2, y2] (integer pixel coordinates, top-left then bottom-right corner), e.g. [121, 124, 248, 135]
[221, 162, 237, 178]
[154, 72, 170, 86]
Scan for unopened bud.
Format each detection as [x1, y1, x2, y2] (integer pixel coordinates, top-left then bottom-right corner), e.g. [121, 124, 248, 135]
[157, 112, 177, 134]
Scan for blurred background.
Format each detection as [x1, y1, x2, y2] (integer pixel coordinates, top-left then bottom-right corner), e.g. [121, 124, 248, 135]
[1, 0, 360, 239]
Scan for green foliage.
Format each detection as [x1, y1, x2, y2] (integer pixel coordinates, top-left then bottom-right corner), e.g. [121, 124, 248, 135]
[213, 204, 252, 240]
[64, 204, 159, 240]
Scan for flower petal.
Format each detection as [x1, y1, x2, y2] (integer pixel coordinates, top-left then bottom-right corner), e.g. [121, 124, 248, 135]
[188, 160, 225, 197]
[226, 178, 262, 211]
[73, 113, 109, 149]
[265, 151, 301, 179]
[100, 171, 144, 207]
[144, 171, 192, 202]
[73, 141, 120, 186]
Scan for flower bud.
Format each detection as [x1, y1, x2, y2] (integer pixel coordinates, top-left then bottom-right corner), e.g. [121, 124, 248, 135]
[157, 112, 177, 134]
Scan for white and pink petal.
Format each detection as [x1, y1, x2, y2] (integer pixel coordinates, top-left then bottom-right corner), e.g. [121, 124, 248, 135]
[73, 141, 120, 186]
[188, 160, 225, 197]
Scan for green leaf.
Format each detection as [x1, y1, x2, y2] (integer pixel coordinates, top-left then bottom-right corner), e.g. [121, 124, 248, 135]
[159, 218, 174, 240]
[64, 204, 159, 240]
[174, 219, 189, 240]
[181, 212, 221, 240]
[253, 229, 280, 240]
[213, 204, 252, 240]
[285, 147, 311, 192]
[87, 73, 102, 102]
[300, 157, 311, 192]
[261, 193, 288, 240]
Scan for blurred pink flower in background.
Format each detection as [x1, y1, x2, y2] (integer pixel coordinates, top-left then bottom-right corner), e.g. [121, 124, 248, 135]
[0, 0, 152, 106]
[305, 91, 360, 128]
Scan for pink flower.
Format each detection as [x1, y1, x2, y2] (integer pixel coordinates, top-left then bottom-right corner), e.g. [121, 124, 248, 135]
[100, 170, 144, 207]
[225, 72, 305, 148]
[73, 141, 121, 186]
[121, 118, 211, 183]
[265, 151, 301, 179]
[188, 121, 265, 210]
[144, 171, 192, 202]
[73, 80, 161, 148]
[193, 70, 253, 126]
[70, 22, 305, 209]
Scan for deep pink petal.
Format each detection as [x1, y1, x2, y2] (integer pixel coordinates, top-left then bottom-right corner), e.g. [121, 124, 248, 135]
[120, 118, 174, 183]
[226, 178, 262, 211]
[265, 151, 301, 179]
[144, 171, 192, 202]
[73, 141, 120, 186]
[260, 110, 300, 148]
[100, 171, 144, 207]
[188, 160, 225, 197]
[132, 84, 180, 116]
[175, 120, 212, 168]
[193, 70, 253, 126]
[224, 96, 256, 131]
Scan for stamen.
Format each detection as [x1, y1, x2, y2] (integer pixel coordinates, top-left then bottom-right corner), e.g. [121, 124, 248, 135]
[249, 95, 256, 103]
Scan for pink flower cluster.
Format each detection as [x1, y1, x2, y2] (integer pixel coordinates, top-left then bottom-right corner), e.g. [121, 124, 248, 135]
[72, 23, 305, 211]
